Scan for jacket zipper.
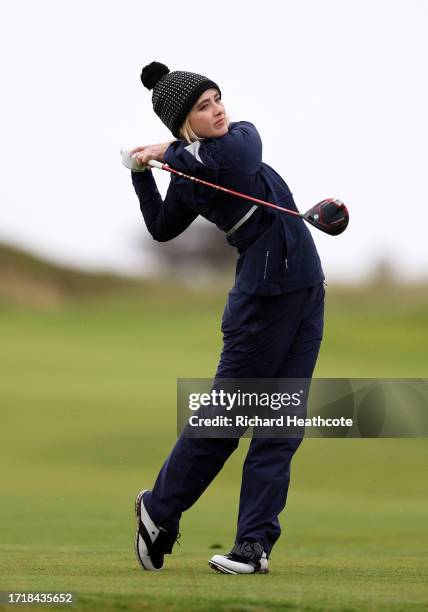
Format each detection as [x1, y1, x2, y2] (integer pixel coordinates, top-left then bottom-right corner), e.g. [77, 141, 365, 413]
[284, 226, 289, 272]
[263, 250, 270, 280]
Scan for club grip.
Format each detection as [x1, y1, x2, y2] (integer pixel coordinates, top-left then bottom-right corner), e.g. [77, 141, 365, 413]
[148, 160, 164, 169]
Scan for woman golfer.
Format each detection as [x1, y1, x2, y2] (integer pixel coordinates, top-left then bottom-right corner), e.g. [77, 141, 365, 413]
[128, 61, 325, 575]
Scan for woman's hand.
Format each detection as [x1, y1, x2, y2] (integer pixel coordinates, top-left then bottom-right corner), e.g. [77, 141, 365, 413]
[130, 140, 175, 168]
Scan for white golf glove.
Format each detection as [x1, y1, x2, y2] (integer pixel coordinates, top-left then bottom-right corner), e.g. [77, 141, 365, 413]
[120, 148, 148, 172]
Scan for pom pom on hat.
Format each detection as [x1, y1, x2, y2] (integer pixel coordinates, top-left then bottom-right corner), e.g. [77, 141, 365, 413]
[140, 61, 170, 90]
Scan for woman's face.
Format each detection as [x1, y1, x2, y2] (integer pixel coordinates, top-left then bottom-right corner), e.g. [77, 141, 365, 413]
[188, 88, 228, 138]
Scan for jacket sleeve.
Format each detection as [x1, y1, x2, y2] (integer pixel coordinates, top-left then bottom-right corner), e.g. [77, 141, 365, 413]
[131, 170, 198, 242]
[201, 121, 262, 173]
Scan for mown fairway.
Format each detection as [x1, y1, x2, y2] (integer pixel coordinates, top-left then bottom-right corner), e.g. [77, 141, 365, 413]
[0, 283, 427, 611]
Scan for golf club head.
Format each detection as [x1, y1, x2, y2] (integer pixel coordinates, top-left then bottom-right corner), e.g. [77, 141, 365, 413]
[303, 198, 349, 236]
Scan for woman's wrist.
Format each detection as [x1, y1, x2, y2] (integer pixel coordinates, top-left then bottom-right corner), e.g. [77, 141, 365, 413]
[131, 140, 176, 166]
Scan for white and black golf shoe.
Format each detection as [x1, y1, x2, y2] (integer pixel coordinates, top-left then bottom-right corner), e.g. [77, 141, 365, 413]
[134, 489, 179, 571]
[209, 540, 269, 574]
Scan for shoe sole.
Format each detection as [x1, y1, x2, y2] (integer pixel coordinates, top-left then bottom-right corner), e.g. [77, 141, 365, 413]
[208, 559, 238, 574]
[134, 489, 153, 571]
[208, 560, 269, 575]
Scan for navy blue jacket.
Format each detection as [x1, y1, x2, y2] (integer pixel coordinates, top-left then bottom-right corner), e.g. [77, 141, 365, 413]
[132, 121, 324, 295]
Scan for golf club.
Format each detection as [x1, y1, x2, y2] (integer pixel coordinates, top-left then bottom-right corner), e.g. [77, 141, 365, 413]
[148, 160, 349, 236]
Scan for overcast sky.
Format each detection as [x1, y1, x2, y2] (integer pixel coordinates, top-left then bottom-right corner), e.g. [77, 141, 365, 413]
[1, 0, 427, 282]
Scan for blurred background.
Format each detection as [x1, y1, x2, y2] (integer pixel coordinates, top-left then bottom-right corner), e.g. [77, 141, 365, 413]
[0, 1, 427, 610]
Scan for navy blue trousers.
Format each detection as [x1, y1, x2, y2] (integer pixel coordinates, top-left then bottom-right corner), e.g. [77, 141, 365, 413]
[144, 281, 325, 554]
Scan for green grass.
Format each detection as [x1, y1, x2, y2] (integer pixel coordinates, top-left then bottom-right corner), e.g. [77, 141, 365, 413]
[0, 284, 427, 611]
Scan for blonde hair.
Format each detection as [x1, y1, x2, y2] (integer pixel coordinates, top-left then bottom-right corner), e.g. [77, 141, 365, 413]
[179, 116, 201, 144]
[179, 114, 230, 144]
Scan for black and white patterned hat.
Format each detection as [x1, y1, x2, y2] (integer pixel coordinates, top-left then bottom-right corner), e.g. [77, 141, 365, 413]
[140, 61, 221, 138]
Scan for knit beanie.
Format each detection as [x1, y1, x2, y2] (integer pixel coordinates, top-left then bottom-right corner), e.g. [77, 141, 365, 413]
[140, 61, 221, 138]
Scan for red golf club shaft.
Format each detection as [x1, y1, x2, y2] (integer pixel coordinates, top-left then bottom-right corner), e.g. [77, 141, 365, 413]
[148, 160, 302, 218]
